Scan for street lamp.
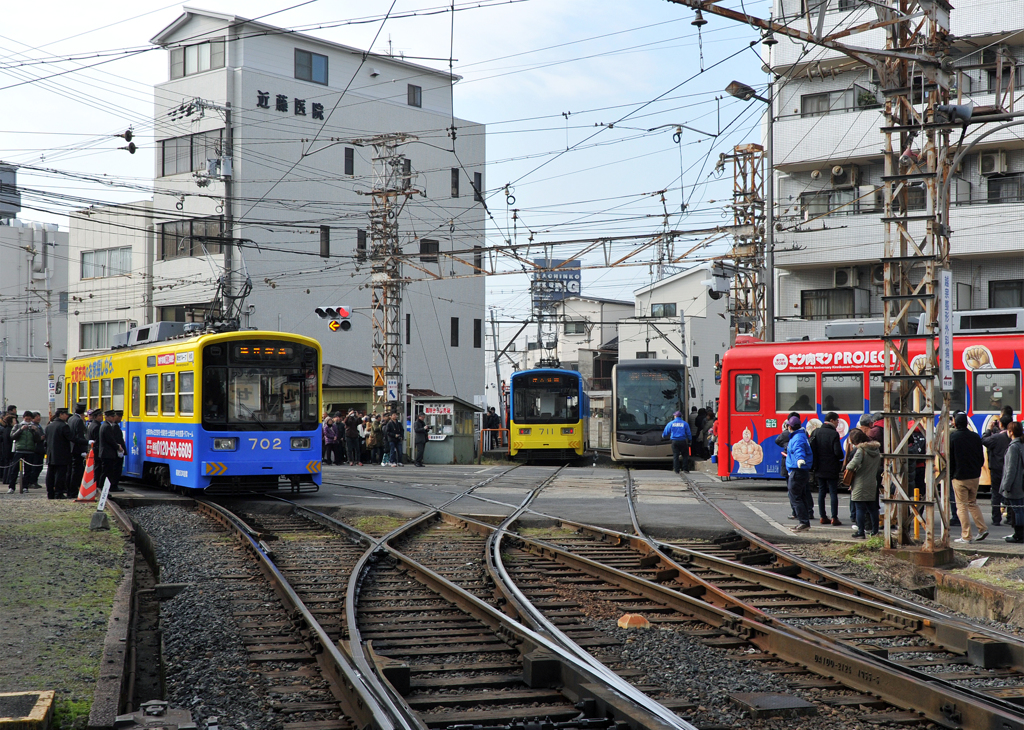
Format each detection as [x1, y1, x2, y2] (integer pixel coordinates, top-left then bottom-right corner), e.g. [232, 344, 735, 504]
[726, 79, 775, 343]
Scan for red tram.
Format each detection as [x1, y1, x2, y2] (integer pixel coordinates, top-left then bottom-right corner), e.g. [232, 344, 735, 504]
[718, 319, 1022, 480]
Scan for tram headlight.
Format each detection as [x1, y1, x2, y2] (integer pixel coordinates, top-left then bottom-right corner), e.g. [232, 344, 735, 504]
[561, 428, 574, 435]
[213, 438, 237, 451]
[291, 437, 311, 449]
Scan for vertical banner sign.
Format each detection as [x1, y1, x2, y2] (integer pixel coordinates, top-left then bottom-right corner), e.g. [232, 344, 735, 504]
[940, 269, 953, 392]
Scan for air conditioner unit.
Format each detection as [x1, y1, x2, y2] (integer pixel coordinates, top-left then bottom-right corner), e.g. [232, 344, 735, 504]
[834, 266, 858, 287]
[831, 164, 859, 188]
[871, 264, 884, 285]
[980, 151, 1007, 176]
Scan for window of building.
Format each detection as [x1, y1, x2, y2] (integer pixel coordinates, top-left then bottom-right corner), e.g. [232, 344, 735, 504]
[973, 370, 1021, 413]
[407, 84, 422, 107]
[801, 288, 868, 320]
[81, 247, 131, 279]
[473, 245, 483, 270]
[402, 158, 412, 190]
[990, 279, 1024, 308]
[799, 85, 879, 118]
[160, 129, 222, 177]
[821, 373, 863, 412]
[734, 374, 760, 412]
[474, 319, 482, 348]
[450, 317, 459, 347]
[564, 321, 587, 335]
[344, 147, 354, 175]
[651, 303, 677, 317]
[451, 168, 459, 198]
[295, 49, 328, 85]
[635, 352, 656, 359]
[419, 238, 439, 263]
[170, 38, 225, 79]
[179, 371, 195, 416]
[988, 174, 1024, 204]
[161, 372, 176, 416]
[692, 356, 700, 368]
[986, 64, 1024, 93]
[80, 320, 127, 351]
[776, 374, 816, 412]
[799, 187, 879, 219]
[474, 172, 483, 202]
[145, 374, 158, 415]
[406, 313, 411, 345]
[160, 217, 224, 260]
[356, 229, 367, 262]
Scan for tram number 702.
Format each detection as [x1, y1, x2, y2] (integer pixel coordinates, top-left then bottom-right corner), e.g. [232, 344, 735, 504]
[249, 438, 283, 450]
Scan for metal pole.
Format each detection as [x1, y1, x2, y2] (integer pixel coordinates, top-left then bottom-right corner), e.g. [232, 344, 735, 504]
[765, 79, 775, 343]
[223, 102, 234, 309]
[1, 336, 7, 411]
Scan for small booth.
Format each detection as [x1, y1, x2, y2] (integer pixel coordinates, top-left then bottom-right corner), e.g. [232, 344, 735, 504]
[412, 395, 483, 464]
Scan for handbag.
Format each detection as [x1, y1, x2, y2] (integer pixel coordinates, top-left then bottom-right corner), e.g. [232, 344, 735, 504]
[842, 469, 855, 487]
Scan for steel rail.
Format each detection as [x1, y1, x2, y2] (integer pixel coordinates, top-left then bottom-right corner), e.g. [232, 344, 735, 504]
[193, 499, 422, 730]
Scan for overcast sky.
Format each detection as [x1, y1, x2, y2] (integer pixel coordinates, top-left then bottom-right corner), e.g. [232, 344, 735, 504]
[1, 0, 772, 320]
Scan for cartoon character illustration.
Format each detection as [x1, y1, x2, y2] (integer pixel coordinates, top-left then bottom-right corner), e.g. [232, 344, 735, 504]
[836, 418, 849, 438]
[732, 428, 764, 474]
[963, 345, 994, 370]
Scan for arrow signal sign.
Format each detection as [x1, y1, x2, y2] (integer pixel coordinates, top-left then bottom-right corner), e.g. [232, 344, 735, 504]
[328, 320, 341, 331]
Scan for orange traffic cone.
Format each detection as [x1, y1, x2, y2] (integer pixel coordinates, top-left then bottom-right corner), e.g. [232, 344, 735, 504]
[75, 447, 98, 502]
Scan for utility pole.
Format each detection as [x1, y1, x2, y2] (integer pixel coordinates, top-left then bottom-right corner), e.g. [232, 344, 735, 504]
[720, 142, 766, 341]
[667, 0, 958, 558]
[490, 309, 503, 413]
[356, 133, 419, 414]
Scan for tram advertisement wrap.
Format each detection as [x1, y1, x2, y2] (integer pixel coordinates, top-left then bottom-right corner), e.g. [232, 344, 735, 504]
[146, 437, 194, 461]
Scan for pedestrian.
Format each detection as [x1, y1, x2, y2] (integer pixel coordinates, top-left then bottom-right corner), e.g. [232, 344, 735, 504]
[811, 411, 845, 525]
[785, 415, 814, 532]
[26, 412, 46, 488]
[907, 421, 927, 495]
[370, 414, 384, 465]
[344, 410, 362, 466]
[846, 429, 881, 538]
[66, 403, 89, 499]
[7, 411, 43, 494]
[779, 411, 814, 520]
[949, 412, 988, 543]
[0, 413, 14, 485]
[98, 409, 126, 493]
[86, 409, 105, 494]
[44, 408, 73, 499]
[359, 416, 372, 463]
[413, 413, 430, 466]
[384, 413, 404, 467]
[1000, 421, 1024, 543]
[662, 410, 692, 474]
[983, 416, 1012, 526]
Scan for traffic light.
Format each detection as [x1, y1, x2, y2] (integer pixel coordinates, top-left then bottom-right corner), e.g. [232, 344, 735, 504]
[315, 306, 352, 330]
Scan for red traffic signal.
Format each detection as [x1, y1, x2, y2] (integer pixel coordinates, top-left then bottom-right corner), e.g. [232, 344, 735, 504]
[315, 306, 351, 319]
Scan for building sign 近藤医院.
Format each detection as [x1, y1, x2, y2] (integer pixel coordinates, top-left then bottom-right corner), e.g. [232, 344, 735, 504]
[256, 91, 324, 120]
[531, 259, 581, 309]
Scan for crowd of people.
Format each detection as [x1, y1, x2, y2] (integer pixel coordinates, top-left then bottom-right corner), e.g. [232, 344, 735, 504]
[321, 410, 434, 468]
[1, 403, 126, 499]
[777, 406, 1023, 542]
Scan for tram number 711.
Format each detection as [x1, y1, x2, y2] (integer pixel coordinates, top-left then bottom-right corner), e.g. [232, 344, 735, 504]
[249, 437, 283, 450]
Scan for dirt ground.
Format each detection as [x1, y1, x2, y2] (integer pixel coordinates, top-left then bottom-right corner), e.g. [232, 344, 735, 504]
[0, 493, 126, 729]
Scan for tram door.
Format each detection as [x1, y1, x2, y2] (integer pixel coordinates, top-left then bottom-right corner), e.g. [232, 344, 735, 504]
[125, 371, 144, 477]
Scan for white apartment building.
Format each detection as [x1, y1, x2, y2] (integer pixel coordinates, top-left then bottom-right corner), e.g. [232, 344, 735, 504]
[550, 296, 633, 372]
[770, 0, 1024, 340]
[0, 166, 69, 413]
[617, 265, 729, 409]
[70, 7, 486, 403]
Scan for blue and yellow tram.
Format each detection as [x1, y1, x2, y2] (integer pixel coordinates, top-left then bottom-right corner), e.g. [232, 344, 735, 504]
[508, 368, 589, 460]
[64, 326, 322, 493]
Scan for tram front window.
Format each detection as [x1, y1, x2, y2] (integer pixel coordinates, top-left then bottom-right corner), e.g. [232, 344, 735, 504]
[513, 374, 580, 424]
[616, 367, 684, 433]
[202, 340, 319, 430]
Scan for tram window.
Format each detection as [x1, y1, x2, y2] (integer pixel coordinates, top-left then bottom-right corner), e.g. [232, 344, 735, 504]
[70, 383, 77, 409]
[131, 377, 140, 418]
[203, 368, 227, 423]
[869, 372, 884, 411]
[112, 378, 124, 411]
[734, 374, 760, 413]
[145, 374, 158, 415]
[161, 373, 176, 416]
[179, 372, 194, 416]
[89, 380, 99, 411]
[973, 371, 1020, 413]
[101, 379, 112, 413]
[821, 373, 862, 412]
[932, 371, 966, 413]
[776, 374, 815, 412]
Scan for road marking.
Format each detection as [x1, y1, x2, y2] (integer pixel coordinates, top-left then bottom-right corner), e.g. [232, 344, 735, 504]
[744, 502, 793, 535]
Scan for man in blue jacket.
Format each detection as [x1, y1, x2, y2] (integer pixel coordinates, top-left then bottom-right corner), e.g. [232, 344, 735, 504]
[784, 415, 814, 532]
[663, 410, 693, 474]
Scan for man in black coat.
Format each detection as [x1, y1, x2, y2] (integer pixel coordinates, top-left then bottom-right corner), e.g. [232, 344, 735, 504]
[66, 403, 89, 499]
[413, 414, 430, 467]
[949, 412, 987, 542]
[44, 409, 74, 499]
[98, 409, 127, 493]
[86, 409, 105, 493]
[983, 415, 1013, 526]
[810, 412, 845, 525]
